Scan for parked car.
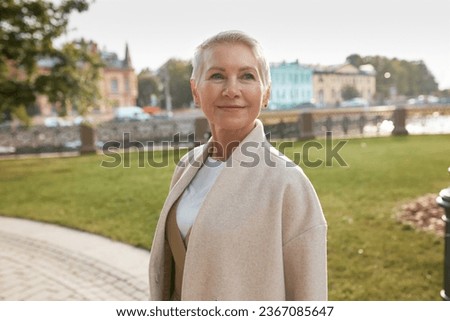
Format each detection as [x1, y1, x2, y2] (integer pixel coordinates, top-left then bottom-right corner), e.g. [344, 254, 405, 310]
[44, 117, 72, 127]
[407, 95, 439, 105]
[341, 97, 369, 108]
[142, 106, 162, 115]
[73, 116, 94, 125]
[294, 102, 316, 109]
[63, 140, 105, 150]
[114, 106, 151, 122]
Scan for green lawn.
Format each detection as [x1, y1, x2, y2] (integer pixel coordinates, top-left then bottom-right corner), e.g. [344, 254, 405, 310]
[1, 134, 449, 300]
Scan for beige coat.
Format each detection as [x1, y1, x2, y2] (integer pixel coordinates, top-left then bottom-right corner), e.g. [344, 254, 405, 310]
[148, 120, 327, 300]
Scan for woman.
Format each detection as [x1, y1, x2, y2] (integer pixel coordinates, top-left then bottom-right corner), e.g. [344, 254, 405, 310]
[149, 31, 327, 301]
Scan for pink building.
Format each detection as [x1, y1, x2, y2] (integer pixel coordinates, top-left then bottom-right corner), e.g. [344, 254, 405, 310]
[37, 43, 138, 116]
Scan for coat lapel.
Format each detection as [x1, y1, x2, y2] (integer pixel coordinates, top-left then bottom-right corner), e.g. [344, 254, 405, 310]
[149, 142, 211, 299]
[160, 142, 211, 218]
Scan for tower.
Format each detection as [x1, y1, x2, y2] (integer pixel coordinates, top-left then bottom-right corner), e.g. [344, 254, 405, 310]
[124, 43, 132, 68]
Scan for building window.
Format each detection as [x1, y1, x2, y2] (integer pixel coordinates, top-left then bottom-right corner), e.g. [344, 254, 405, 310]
[125, 78, 130, 93]
[111, 78, 119, 94]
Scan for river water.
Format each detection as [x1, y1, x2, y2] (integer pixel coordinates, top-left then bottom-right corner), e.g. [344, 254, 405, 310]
[364, 114, 450, 135]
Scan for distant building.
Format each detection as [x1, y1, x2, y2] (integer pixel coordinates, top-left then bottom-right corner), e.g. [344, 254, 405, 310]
[99, 44, 138, 111]
[312, 63, 376, 108]
[269, 60, 313, 109]
[36, 42, 138, 116]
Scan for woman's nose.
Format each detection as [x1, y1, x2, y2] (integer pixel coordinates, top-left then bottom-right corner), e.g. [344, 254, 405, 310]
[222, 79, 240, 98]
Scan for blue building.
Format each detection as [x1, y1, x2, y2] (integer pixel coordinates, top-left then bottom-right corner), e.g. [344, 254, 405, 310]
[269, 60, 314, 109]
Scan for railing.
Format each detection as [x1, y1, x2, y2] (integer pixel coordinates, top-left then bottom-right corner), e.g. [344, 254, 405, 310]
[0, 105, 448, 155]
[258, 105, 450, 140]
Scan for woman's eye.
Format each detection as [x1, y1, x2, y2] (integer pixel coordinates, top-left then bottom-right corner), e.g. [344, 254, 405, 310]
[210, 73, 224, 80]
[242, 73, 256, 80]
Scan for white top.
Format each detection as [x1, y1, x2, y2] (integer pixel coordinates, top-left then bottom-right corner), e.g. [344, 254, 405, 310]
[176, 157, 225, 239]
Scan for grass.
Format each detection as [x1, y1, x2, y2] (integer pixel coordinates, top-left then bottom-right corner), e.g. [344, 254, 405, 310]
[1, 134, 449, 300]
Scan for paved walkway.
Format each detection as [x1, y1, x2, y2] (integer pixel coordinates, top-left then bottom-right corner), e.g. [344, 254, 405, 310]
[0, 216, 150, 300]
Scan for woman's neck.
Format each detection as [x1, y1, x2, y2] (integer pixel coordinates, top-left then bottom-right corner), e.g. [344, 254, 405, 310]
[208, 123, 256, 161]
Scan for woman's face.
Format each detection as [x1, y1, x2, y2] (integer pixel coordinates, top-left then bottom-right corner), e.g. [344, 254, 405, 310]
[191, 43, 269, 136]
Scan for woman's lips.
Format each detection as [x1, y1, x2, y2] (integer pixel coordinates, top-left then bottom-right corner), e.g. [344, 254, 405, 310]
[217, 105, 245, 109]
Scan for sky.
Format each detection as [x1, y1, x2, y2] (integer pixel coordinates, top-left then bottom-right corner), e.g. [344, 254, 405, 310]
[57, 0, 450, 90]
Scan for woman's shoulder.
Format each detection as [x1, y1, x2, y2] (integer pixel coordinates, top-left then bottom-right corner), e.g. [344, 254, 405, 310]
[257, 141, 320, 193]
[260, 141, 306, 174]
[176, 143, 207, 168]
[168, 144, 207, 188]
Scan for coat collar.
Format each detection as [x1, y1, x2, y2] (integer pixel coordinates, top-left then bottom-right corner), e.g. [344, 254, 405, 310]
[160, 119, 268, 220]
[161, 143, 210, 216]
[235, 118, 268, 161]
[212, 119, 269, 166]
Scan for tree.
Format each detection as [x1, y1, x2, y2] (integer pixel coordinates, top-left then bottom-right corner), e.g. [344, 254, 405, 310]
[158, 59, 193, 110]
[346, 54, 364, 67]
[36, 39, 103, 116]
[341, 85, 360, 100]
[346, 54, 439, 102]
[137, 68, 162, 107]
[438, 89, 450, 97]
[0, 0, 94, 122]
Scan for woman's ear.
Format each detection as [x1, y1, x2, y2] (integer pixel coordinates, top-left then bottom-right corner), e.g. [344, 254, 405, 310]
[190, 79, 200, 106]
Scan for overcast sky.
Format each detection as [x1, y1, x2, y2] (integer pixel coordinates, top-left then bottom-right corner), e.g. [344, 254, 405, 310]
[57, 0, 450, 90]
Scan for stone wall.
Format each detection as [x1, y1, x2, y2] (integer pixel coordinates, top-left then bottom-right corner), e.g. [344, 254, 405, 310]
[0, 118, 196, 154]
[1, 105, 448, 155]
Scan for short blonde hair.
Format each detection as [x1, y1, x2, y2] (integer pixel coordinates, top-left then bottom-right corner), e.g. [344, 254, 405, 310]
[191, 30, 271, 92]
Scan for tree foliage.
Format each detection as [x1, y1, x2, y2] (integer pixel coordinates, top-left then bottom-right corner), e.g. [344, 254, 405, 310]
[137, 68, 162, 107]
[0, 0, 97, 122]
[341, 85, 360, 100]
[36, 40, 103, 116]
[346, 53, 438, 101]
[158, 59, 193, 109]
[346, 54, 365, 68]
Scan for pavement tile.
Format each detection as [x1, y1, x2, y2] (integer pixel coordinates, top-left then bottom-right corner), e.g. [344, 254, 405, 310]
[0, 216, 150, 301]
